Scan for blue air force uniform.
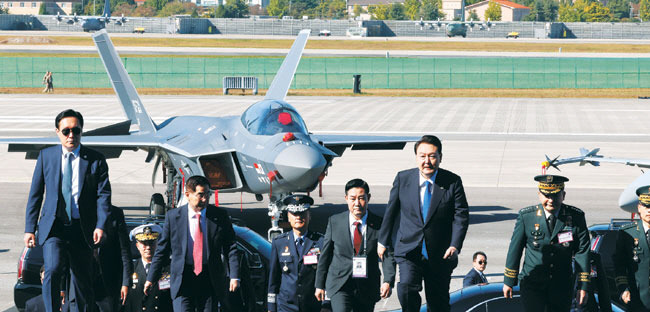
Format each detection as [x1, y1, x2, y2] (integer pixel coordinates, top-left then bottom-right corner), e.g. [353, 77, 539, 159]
[268, 195, 326, 312]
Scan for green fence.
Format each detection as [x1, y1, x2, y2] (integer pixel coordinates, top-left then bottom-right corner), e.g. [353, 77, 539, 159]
[2, 56, 650, 89]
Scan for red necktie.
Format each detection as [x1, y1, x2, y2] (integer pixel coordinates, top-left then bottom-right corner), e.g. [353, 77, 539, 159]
[193, 213, 203, 276]
[353, 221, 362, 255]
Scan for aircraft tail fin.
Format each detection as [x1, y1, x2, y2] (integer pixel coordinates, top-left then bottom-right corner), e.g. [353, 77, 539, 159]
[264, 29, 310, 101]
[92, 30, 157, 134]
[103, 0, 111, 17]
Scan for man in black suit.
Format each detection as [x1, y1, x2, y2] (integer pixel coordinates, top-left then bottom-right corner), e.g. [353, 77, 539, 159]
[95, 205, 132, 312]
[124, 224, 172, 312]
[315, 179, 396, 312]
[24, 109, 111, 312]
[378, 135, 469, 312]
[463, 251, 488, 287]
[25, 267, 46, 312]
[145, 175, 240, 312]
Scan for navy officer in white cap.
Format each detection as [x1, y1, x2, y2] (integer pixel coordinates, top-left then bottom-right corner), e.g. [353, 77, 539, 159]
[123, 224, 172, 312]
[268, 195, 329, 312]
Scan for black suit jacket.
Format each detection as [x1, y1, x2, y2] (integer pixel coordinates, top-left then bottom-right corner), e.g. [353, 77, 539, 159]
[95, 205, 132, 296]
[125, 260, 172, 312]
[25, 144, 111, 246]
[315, 211, 395, 303]
[463, 268, 486, 287]
[25, 294, 46, 312]
[379, 168, 469, 261]
[147, 204, 240, 300]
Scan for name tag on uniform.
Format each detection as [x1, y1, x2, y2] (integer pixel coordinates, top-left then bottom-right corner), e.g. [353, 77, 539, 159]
[159, 274, 171, 290]
[304, 254, 318, 265]
[558, 231, 573, 244]
[352, 256, 367, 278]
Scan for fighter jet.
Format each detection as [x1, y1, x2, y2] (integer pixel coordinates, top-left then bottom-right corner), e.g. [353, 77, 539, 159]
[0, 29, 417, 240]
[53, 0, 127, 32]
[543, 148, 650, 213]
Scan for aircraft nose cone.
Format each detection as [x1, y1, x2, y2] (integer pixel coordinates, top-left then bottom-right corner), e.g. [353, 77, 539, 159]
[274, 144, 326, 190]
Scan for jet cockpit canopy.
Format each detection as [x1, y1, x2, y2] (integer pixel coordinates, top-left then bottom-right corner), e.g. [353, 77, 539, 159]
[241, 100, 308, 136]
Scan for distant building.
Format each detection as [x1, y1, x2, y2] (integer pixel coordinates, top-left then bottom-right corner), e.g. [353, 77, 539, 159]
[0, 0, 80, 14]
[464, 0, 530, 21]
[346, 0, 405, 17]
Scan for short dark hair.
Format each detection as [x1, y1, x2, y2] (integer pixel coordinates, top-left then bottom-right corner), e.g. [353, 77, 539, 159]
[414, 135, 442, 155]
[345, 178, 369, 195]
[55, 109, 84, 129]
[186, 175, 211, 192]
[472, 251, 487, 261]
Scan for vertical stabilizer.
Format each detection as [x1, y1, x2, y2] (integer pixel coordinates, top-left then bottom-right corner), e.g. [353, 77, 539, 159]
[92, 30, 157, 134]
[264, 29, 310, 101]
[103, 0, 111, 17]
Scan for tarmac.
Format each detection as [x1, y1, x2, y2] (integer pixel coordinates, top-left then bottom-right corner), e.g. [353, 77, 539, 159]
[0, 94, 648, 310]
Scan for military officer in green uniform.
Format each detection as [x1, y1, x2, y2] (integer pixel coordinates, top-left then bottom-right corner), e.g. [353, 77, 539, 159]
[124, 224, 172, 312]
[614, 185, 650, 312]
[503, 175, 591, 312]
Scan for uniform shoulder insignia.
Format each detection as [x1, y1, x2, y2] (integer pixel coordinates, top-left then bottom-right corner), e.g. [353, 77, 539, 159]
[620, 222, 637, 230]
[519, 206, 537, 214]
[564, 205, 584, 215]
[273, 232, 290, 241]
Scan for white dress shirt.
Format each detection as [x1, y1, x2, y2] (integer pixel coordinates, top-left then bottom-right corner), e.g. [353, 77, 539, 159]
[61, 145, 80, 219]
[348, 212, 368, 251]
[419, 170, 438, 212]
[186, 205, 206, 265]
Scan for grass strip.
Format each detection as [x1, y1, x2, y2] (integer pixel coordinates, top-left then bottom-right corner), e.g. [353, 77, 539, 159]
[3, 36, 650, 53]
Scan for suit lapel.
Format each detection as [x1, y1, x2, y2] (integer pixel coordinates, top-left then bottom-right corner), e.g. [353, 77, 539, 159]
[407, 170, 425, 224]
[637, 224, 649, 255]
[366, 212, 378, 241]
[178, 205, 188, 261]
[78, 145, 89, 195]
[205, 206, 218, 260]
[340, 213, 355, 255]
[52, 146, 62, 192]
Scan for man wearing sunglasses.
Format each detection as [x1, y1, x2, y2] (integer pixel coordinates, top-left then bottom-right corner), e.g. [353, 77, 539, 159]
[24, 109, 111, 312]
[463, 251, 488, 287]
[503, 175, 590, 312]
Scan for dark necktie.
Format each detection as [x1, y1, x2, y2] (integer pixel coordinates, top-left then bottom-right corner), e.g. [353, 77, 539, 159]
[422, 181, 432, 259]
[62, 153, 73, 222]
[296, 237, 304, 256]
[193, 213, 203, 276]
[353, 221, 362, 255]
[145, 263, 151, 274]
[548, 214, 556, 232]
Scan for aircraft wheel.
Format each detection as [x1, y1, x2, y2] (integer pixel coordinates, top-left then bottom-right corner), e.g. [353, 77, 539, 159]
[462, 34, 466, 38]
[150, 193, 165, 216]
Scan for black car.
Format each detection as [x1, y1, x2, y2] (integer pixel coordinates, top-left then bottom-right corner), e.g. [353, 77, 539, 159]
[14, 218, 271, 311]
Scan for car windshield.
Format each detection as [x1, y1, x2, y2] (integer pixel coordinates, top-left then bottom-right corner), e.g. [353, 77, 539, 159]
[240, 100, 308, 136]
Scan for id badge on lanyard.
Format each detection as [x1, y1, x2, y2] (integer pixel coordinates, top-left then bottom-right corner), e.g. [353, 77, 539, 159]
[352, 222, 367, 278]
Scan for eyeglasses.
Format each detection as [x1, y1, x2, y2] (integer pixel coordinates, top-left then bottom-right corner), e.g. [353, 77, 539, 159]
[478, 261, 487, 265]
[60, 127, 81, 136]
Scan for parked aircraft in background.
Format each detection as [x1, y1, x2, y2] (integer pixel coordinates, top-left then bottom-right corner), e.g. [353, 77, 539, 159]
[54, 0, 127, 32]
[543, 148, 650, 213]
[0, 29, 417, 240]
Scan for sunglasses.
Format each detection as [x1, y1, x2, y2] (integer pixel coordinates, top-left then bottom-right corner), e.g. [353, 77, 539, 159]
[478, 261, 487, 265]
[60, 127, 81, 136]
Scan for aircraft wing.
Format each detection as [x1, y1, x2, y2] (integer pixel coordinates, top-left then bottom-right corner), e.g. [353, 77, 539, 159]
[583, 157, 650, 168]
[313, 134, 420, 156]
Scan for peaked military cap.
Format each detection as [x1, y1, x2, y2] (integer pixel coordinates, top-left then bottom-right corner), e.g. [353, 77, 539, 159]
[534, 175, 569, 194]
[130, 223, 162, 242]
[283, 194, 314, 213]
[637, 185, 650, 206]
